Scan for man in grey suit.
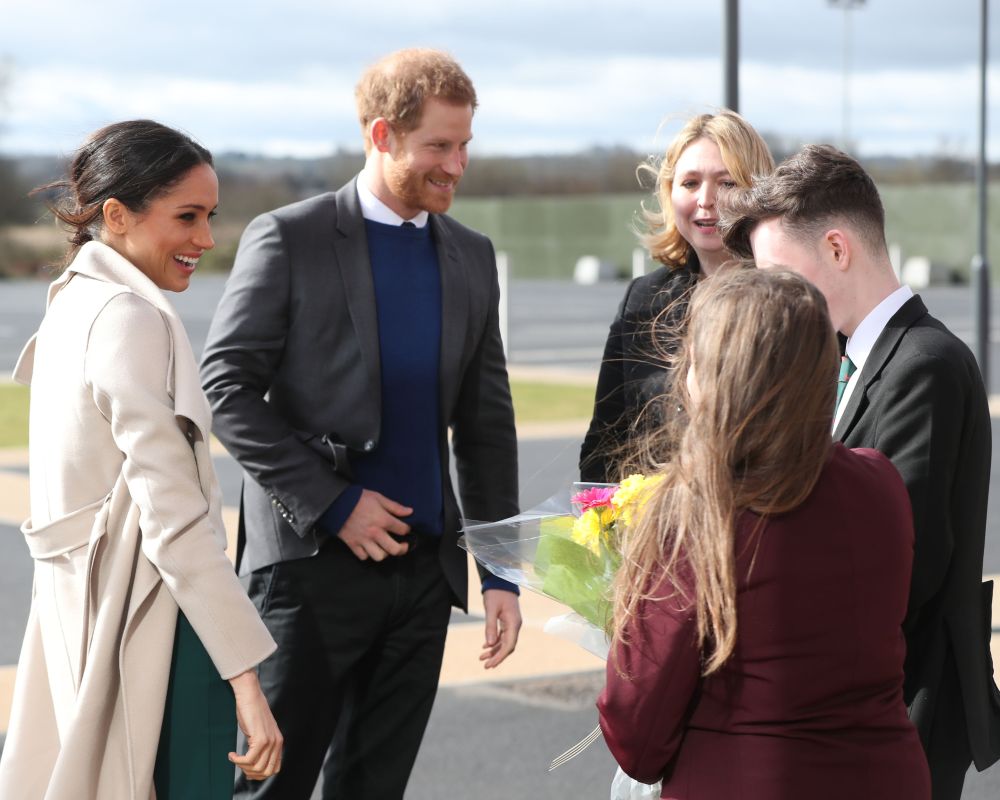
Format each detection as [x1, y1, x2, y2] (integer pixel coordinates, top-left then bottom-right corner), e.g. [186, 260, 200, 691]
[721, 144, 1000, 799]
[201, 48, 522, 800]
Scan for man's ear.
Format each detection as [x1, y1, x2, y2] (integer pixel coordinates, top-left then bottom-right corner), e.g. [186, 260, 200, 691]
[369, 118, 393, 153]
[824, 229, 851, 272]
[102, 198, 130, 235]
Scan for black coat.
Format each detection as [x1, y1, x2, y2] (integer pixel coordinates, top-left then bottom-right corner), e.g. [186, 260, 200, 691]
[835, 294, 1000, 770]
[579, 261, 699, 483]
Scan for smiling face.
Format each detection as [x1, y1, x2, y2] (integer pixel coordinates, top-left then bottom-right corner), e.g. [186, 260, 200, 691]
[670, 138, 736, 272]
[376, 97, 472, 218]
[105, 163, 218, 293]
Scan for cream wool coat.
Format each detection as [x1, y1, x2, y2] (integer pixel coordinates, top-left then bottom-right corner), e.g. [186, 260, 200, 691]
[0, 242, 276, 800]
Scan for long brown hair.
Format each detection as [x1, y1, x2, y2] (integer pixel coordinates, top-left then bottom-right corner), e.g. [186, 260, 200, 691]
[611, 268, 838, 674]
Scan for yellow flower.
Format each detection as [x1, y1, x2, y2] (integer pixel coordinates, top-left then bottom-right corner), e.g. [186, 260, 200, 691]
[571, 507, 613, 555]
[611, 473, 663, 527]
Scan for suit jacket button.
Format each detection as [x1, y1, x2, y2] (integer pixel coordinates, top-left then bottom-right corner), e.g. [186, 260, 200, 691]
[364, 439, 375, 452]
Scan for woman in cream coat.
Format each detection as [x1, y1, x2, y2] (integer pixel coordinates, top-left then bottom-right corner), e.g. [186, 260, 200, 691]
[0, 121, 282, 799]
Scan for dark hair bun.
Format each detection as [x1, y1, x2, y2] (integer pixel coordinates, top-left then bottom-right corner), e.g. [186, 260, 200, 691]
[34, 119, 213, 258]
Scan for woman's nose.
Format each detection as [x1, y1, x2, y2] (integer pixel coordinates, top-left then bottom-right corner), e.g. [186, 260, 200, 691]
[193, 222, 215, 250]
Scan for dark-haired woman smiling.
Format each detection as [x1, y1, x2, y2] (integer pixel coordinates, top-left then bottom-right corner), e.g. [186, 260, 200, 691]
[0, 120, 281, 800]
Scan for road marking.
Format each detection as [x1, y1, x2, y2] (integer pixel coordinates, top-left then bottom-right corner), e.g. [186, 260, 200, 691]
[0, 473, 29, 527]
[0, 449, 28, 467]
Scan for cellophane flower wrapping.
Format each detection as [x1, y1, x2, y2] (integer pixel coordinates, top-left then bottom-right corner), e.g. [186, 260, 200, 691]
[460, 474, 662, 630]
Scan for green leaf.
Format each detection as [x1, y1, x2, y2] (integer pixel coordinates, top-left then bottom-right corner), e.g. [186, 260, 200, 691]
[535, 530, 613, 628]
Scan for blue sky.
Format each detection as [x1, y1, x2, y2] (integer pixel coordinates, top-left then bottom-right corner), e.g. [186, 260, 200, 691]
[2, 0, 997, 159]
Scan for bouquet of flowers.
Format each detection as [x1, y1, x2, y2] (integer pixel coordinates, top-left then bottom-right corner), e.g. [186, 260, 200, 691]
[461, 474, 662, 630]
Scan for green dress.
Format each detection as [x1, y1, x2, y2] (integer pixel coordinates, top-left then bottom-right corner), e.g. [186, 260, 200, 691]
[153, 612, 237, 799]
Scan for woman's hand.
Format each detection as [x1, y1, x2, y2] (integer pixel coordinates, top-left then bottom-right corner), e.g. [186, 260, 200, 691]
[227, 670, 283, 781]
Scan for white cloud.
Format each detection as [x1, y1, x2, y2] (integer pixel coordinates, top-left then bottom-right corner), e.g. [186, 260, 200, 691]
[1, 5, 997, 159]
[741, 61, 1000, 157]
[4, 66, 358, 155]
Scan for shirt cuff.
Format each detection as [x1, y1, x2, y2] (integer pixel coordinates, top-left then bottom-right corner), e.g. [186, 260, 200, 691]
[317, 485, 364, 537]
[481, 575, 520, 595]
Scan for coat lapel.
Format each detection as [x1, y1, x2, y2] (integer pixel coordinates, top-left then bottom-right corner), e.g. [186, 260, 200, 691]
[431, 214, 468, 420]
[334, 179, 382, 411]
[35, 242, 214, 440]
[834, 295, 928, 442]
[12, 267, 77, 385]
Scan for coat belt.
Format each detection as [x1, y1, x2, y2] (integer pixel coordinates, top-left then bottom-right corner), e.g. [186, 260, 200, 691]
[21, 495, 107, 559]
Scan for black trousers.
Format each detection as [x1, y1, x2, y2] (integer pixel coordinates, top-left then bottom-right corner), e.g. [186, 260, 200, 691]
[234, 534, 454, 800]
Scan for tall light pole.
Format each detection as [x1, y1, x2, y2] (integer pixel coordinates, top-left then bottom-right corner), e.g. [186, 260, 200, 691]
[723, 0, 739, 111]
[972, 0, 990, 389]
[828, 0, 866, 151]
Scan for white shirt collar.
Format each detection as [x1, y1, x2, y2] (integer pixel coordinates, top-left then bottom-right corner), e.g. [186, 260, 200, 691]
[833, 284, 914, 431]
[845, 285, 914, 375]
[356, 171, 429, 228]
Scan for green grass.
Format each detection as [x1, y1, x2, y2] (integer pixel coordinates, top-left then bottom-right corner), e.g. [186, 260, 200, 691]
[0, 384, 29, 448]
[0, 381, 591, 450]
[510, 380, 595, 423]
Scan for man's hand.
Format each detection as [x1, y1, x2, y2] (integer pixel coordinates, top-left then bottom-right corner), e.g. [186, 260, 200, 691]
[337, 489, 412, 561]
[480, 589, 522, 669]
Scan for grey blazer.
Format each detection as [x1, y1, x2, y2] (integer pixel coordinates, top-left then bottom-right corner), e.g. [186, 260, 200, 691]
[200, 178, 518, 610]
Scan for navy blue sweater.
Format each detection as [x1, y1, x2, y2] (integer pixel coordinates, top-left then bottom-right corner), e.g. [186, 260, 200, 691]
[319, 220, 514, 592]
[322, 220, 443, 535]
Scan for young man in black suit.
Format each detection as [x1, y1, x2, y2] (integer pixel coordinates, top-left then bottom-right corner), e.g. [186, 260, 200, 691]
[201, 49, 521, 799]
[721, 144, 1000, 799]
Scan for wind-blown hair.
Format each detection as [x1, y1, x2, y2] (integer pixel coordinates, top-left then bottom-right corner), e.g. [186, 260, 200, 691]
[638, 110, 774, 268]
[611, 268, 838, 675]
[720, 144, 888, 261]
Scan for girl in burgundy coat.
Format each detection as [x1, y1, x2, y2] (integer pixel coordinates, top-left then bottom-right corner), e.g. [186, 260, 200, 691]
[598, 268, 929, 799]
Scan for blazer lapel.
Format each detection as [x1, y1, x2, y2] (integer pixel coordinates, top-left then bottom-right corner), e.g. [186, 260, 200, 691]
[834, 295, 928, 442]
[431, 215, 468, 420]
[334, 179, 381, 410]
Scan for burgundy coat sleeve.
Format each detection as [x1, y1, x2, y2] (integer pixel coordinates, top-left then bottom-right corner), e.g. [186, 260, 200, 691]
[597, 589, 701, 784]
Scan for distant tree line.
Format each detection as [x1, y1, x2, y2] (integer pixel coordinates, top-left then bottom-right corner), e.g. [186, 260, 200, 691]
[0, 143, 997, 278]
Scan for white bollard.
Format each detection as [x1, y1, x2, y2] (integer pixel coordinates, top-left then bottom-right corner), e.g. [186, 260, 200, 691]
[632, 247, 646, 279]
[496, 250, 509, 357]
[889, 243, 902, 280]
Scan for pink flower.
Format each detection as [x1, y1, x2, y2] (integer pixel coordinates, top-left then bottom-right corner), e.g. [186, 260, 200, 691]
[572, 486, 616, 513]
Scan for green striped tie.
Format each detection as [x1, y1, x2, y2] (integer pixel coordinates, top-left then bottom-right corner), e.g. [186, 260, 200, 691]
[836, 355, 857, 410]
